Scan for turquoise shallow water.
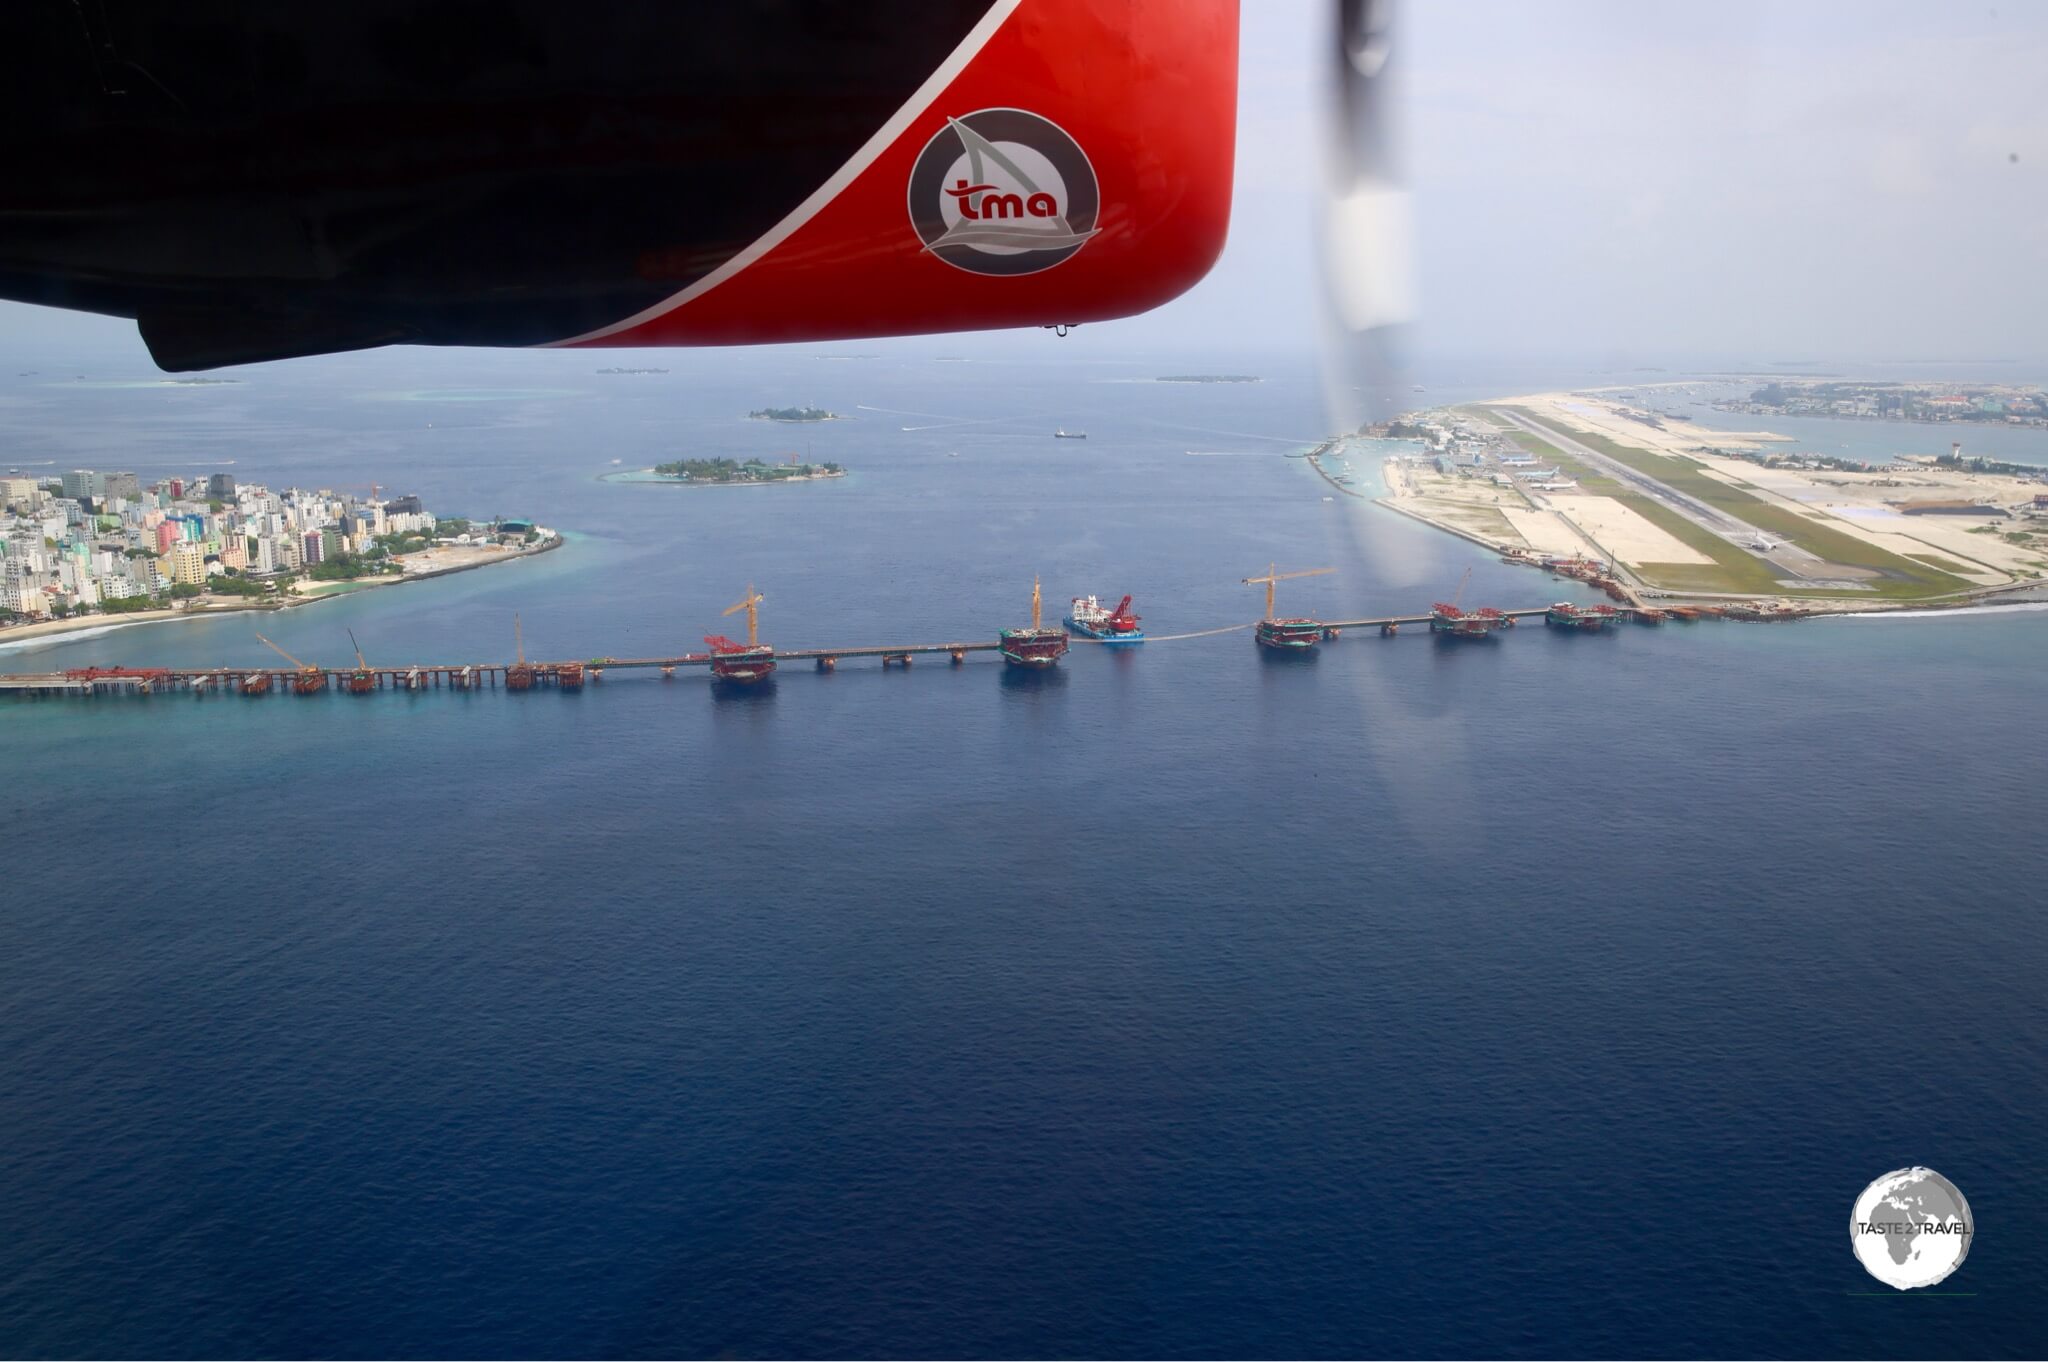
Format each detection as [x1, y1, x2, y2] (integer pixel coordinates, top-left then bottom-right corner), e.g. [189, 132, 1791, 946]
[3, 348, 2045, 1357]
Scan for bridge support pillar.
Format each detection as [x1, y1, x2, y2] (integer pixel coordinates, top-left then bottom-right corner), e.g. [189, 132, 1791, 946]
[817, 656, 836, 672]
[950, 649, 965, 666]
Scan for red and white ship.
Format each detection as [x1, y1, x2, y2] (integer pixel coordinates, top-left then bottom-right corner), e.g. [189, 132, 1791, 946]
[1064, 593, 1144, 643]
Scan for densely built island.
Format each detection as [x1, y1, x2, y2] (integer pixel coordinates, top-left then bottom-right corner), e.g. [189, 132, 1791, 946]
[1717, 379, 2047, 428]
[0, 466, 555, 637]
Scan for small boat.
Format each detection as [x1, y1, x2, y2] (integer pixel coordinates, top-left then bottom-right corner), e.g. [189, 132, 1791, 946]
[1053, 429, 1087, 439]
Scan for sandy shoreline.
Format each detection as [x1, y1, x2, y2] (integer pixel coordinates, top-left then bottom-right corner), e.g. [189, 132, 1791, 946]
[1495, 392, 2043, 584]
[1370, 392, 2046, 614]
[0, 534, 560, 652]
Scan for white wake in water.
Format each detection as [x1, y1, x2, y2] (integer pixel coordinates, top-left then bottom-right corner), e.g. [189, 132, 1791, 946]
[1821, 600, 2048, 621]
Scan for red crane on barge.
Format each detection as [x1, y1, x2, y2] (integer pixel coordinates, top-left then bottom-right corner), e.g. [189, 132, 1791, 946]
[707, 586, 776, 684]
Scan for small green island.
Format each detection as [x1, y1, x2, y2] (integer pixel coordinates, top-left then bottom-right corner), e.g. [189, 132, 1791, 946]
[1157, 374, 1262, 384]
[649, 456, 845, 485]
[748, 405, 838, 422]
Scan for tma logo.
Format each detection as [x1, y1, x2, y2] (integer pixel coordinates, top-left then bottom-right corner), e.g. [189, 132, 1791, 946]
[908, 109, 1100, 276]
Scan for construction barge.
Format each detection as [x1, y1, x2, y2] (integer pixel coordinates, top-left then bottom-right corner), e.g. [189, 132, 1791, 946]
[1243, 563, 1337, 652]
[999, 579, 1070, 669]
[1428, 568, 1514, 639]
[706, 586, 776, 685]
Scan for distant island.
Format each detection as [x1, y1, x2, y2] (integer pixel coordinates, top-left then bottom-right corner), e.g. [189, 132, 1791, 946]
[749, 405, 838, 422]
[1717, 380, 2047, 428]
[1157, 374, 1261, 384]
[596, 367, 669, 375]
[648, 456, 845, 485]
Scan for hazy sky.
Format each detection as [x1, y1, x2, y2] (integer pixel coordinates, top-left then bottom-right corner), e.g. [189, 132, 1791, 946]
[1196, 0, 2048, 366]
[5, 1, 2044, 369]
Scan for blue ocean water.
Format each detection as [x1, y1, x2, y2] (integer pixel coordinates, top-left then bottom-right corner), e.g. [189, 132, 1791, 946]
[3, 346, 2046, 1358]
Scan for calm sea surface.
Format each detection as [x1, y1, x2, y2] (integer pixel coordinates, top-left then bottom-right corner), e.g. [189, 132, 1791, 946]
[3, 347, 2046, 1358]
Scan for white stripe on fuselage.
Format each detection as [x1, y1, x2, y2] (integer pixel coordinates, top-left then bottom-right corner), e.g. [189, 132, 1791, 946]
[545, 0, 1025, 346]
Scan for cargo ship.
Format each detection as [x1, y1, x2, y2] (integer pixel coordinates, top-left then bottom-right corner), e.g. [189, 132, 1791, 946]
[1000, 578, 1069, 668]
[1544, 601, 1620, 632]
[1064, 593, 1144, 643]
[707, 585, 775, 684]
[1053, 429, 1087, 440]
[1243, 562, 1335, 652]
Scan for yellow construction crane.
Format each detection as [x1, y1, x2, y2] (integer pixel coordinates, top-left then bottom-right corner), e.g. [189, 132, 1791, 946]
[345, 629, 376, 693]
[722, 585, 766, 646]
[255, 631, 310, 672]
[255, 631, 326, 693]
[507, 613, 534, 689]
[1242, 563, 1334, 621]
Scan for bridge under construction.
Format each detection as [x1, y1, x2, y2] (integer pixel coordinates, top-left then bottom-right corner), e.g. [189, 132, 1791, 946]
[0, 605, 1765, 699]
[0, 570, 1797, 700]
